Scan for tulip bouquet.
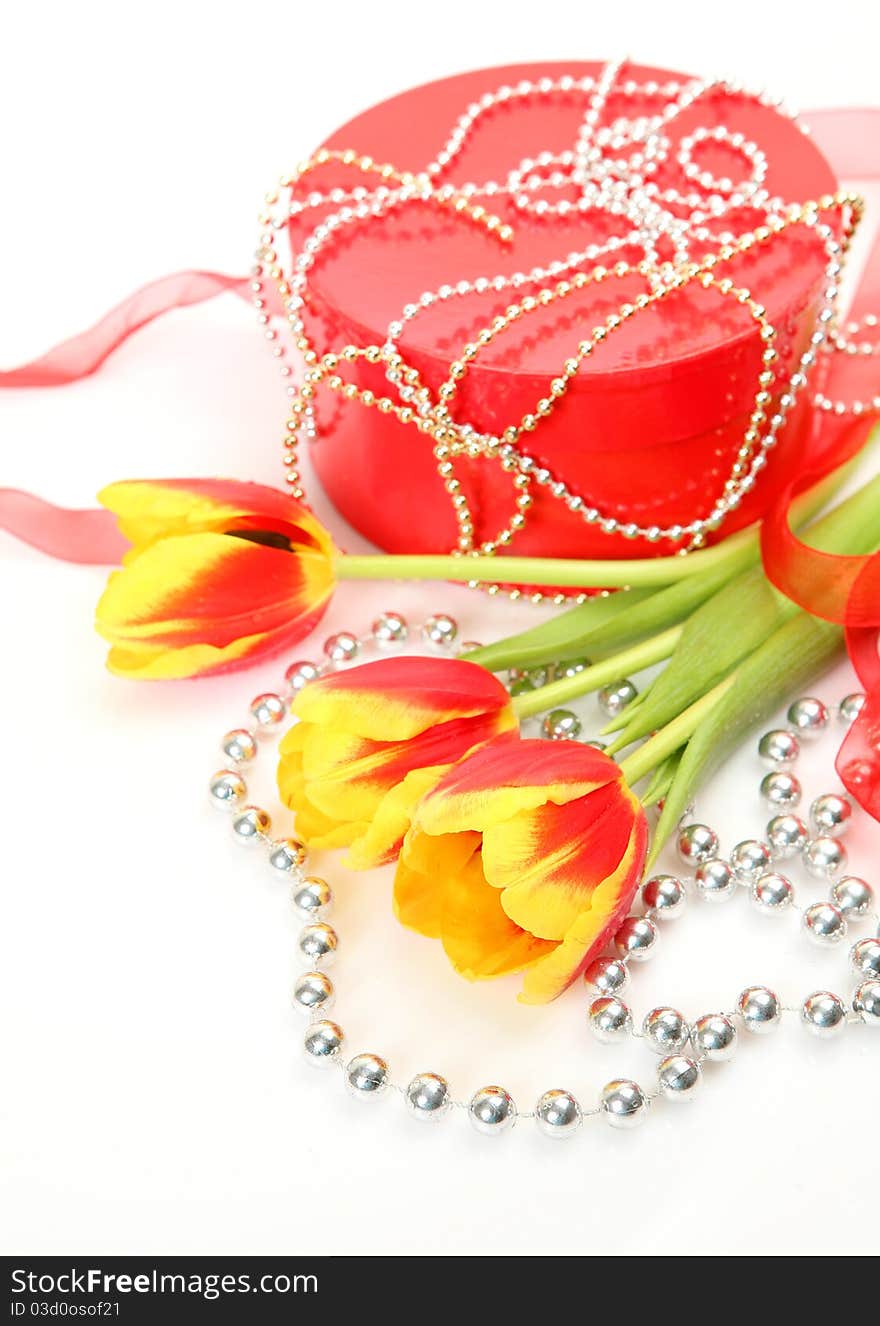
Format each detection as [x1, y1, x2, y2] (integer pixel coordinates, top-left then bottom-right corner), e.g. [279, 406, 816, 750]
[91, 462, 880, 1001]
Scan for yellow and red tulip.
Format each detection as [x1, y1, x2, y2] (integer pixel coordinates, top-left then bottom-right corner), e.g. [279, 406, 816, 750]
[394, 736, 647, 1004]
[95, 478, 336, 678]
[277, 657, 517, 868]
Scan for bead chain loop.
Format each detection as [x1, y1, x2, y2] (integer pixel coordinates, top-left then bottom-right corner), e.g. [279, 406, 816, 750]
[208, 614, 879, 1137]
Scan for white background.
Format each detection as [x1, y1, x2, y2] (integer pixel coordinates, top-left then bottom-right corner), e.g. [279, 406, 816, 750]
[2, 0, 878, 1258]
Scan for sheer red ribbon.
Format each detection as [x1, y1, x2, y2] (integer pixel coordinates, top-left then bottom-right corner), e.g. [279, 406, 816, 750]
[756, 109, 880, 821]
[0, 270, 252, 560]
[1, 110, 879, 816]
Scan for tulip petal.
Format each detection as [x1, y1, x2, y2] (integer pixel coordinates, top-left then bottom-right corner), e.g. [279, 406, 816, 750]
[416, 738, 620, 837]
[293, 714, 517, 824]
[292, 657, 513, 742]
[99, 478, 332, 554]
[295, 798, 369, 850]
[394, 829, 482, 938]
[105, 631, 273, 680]
[96, 532, 333, 648]
[518, 814, 647, 1004]
[439, 849, 556, 980]
[347, 765, 451, 870]
[484, 783, 637, 940]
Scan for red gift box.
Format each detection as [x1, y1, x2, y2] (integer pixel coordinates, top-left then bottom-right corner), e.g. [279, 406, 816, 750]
[291, 61, 839, 559]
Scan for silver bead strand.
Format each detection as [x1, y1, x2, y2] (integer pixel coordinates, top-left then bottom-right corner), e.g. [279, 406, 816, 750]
[213, 635, 875, 1139]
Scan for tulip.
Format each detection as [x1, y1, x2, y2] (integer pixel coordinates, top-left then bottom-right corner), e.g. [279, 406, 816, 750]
[91, 475, 744, 683]
[88, 466, 835, 683]
[277, 657, 517, 868]
[393, 737, 647, 1003]
[95, 478, 336, 678]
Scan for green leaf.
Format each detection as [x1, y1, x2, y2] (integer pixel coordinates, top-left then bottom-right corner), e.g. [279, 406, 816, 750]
[463, 540, 757, 674]
[648, 611, 843, 866]
[462, 587, 654, 674]
[606, 565, 795, 752]
[642, 749, 684, 807]
[609, 476, 880, 754]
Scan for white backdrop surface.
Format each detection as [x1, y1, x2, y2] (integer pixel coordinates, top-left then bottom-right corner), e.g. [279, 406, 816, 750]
[1, 0, 878, 1257]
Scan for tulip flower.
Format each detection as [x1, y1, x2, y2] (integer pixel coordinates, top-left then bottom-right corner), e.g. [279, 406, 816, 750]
[95, 478, 336, 678]
[277, 657, 517, 868]
[393, 737, 647, 1004]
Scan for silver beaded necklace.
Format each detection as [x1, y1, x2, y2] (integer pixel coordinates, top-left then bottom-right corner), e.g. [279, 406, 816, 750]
[207, 612, 879, 1139]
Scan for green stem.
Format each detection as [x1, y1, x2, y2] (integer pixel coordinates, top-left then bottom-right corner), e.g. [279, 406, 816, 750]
[619, 676, 735, 786]
[511, 626, 682, 718]
[338, 540, 751, 589]
[335, 458, 865, 590]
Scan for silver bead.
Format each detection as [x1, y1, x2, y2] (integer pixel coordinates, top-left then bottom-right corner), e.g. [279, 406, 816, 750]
[292, 877, 332, 921]
[751, 871, 794, 912]
[534, 1089, 582, 1138]
[284, 660, 320, 693]
[458, 640, 484, 654]
[613, 915, 658, 961]
[292, 970, 334, 1013]
[692, 1012, 737, 1062]
[231, 804, 271, 844]
[268, 837, 307, 877]
[760, 770, 802, 810]
[303, 1019, 344, 1067]
[809, 793, 852, 838]
[657, 1054, 701, 1101]
[695, 858, 737, 902]
[801, 991, 846, 1037]
[737, 985, 781, 1034]
[598, 678, 638, 717]
[803, 836, 847, 878]
[600, 1079, 647, 1129]
[324, 631, 360, 664]
[642, 874, 686, 919]
[758, 729, 800, 767]
[802, 901, 847, 946]
[249, 692, 287, 731]
[852, 979, 880, 1025]
[557, 657, 589, 679]
[345, 1053, 390, 1099]
[787, 696, 829, 738]
[583, 956, 630, 995]
[589, 995, 633, 1042]
[730, 839, 772, 883]
[642, 1006, 689, 1055]
[838, 692, 866, 725]
[508, 677, 535, 698]
[541, 708, 582, 741]
[220, 728, 257, 765]
[851, 937, 880, 977]
[831, 876, 874, 918]
[766, 814, 808, 860]
[468, 1085, 516, 1135]
[208, 769, 247, 811]
[422, 614, 458, 648]
[372, 611, 408, 645]
[297, 921, 338, 964]
[677, 823, 719, 867]
[405, 1072, 452, 1121]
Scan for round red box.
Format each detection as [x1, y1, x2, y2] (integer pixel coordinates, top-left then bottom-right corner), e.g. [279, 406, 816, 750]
[296, 61, 837, 558]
